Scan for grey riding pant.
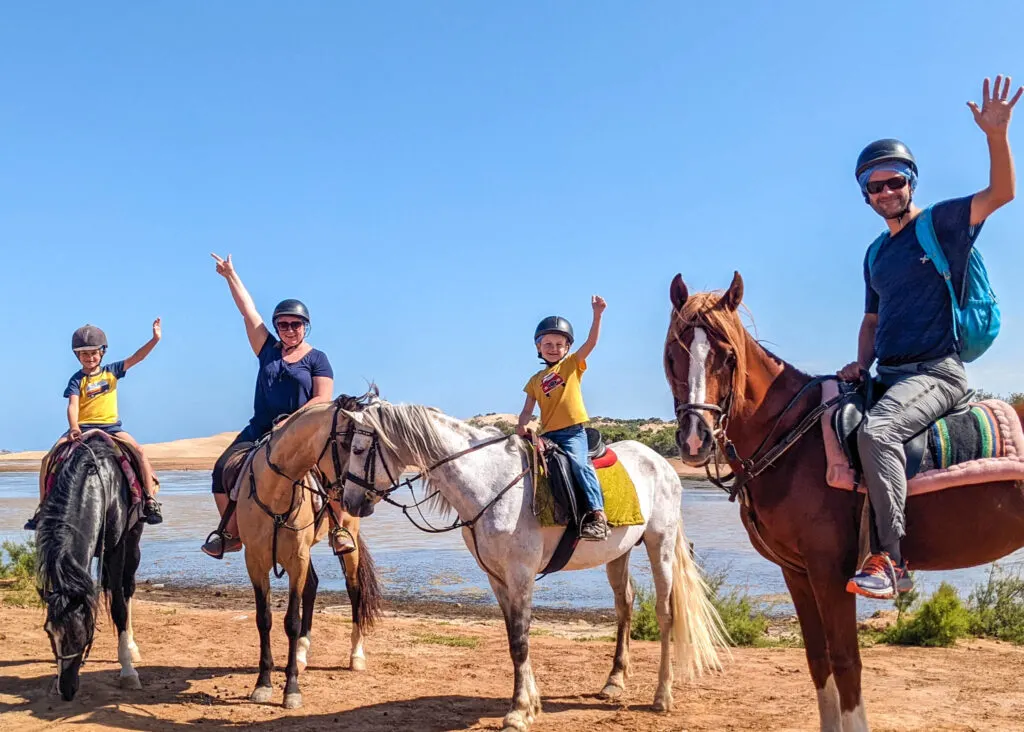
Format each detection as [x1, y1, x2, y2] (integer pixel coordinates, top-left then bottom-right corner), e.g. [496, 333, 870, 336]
[857, 355, 969, 561]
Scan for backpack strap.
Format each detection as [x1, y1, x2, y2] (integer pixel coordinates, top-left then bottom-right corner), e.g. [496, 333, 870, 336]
[913, 206, 961, 340]
[866, 231, 889, 275]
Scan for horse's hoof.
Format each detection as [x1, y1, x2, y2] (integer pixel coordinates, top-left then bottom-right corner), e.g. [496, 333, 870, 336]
[599, 683, 624, 700]
[283, 692, 302, 710]
[501, 711, 530, 732]
[652, 696, 672, 713]
[119, 671, 142, 690]
[350, 655, 367, 672]
[250, 686, 274, 704]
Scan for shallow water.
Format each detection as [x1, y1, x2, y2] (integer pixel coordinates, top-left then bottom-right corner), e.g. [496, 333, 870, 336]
[3, 471, 1023, 618]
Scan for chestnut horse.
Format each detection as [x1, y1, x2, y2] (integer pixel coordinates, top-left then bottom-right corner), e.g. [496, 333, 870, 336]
[663, 271, 1024, 732]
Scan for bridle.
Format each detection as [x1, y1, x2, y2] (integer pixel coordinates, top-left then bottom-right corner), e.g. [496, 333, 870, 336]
[671, 317, 844, 502]
[44, 597, 97, 665]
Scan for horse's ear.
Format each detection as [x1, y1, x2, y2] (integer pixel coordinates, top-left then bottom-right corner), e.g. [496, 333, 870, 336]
[669, 274, 688, 311]
[718, 271, 744, 312]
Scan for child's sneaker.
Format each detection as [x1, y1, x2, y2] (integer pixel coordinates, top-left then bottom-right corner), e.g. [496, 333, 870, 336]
[143, 498, 163, 525]
[579, 510, 610, 541]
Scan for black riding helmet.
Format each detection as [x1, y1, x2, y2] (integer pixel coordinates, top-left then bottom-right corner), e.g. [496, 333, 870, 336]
[71, 324, 107, 353]
[855, 138, 918, 180]
[534, 316, 574, 362]
[272, 299, 311, 334]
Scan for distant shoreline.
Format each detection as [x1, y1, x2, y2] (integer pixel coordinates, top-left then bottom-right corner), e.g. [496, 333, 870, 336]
[0, 428, 710, 481]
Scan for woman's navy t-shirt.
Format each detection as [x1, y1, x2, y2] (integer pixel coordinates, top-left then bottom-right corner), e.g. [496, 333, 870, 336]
[244, 335, 333, 440]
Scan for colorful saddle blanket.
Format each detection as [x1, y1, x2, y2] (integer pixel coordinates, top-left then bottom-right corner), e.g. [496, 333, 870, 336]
[821, 380, 1024, 495]
[41, 430, 145, 505]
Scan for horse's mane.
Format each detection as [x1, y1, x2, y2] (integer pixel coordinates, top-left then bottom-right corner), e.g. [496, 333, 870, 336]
[354, 402, 512, 518]
[673, 290, 753, 414]
[36, 436, 120, 624]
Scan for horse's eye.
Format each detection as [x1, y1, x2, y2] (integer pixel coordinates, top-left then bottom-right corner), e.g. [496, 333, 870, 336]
[352, 446, 366, 456]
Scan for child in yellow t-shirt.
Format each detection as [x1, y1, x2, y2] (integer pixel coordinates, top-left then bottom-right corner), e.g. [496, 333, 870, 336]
[517, 295, 608, 541]
[24, 321, 163, 530]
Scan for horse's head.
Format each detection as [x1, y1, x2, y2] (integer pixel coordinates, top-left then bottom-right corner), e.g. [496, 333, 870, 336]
[42, 588, 97, 700]
[663, 271, 748, 466]
[340, 405, 402, 518]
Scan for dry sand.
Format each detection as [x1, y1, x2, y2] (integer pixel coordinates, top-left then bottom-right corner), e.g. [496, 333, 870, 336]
[3, 590, 1024, 731]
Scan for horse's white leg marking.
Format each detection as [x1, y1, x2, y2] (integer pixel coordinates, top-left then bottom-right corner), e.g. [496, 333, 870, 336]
[126, 597, 141, 663]
[817, 675, 841, 731]
[350, 623, 366, 672]
[296, 634, 311, 673]
[118, 631, 141, 689]
[841, 697, 869, 732]
[684, 327, 711, 456]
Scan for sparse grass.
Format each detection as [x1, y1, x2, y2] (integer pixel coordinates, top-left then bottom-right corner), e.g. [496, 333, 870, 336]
[968, 564, 1024, 644]
[412, 632, 480, 648]
[572, 635, 617, 643]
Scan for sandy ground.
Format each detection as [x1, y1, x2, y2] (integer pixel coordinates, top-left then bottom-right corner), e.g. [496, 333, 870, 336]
[3, 589, 1024, 731]
[0, 428, 710, 479]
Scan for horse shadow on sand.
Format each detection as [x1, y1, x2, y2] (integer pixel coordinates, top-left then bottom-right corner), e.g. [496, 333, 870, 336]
[0, 664, 626, 731]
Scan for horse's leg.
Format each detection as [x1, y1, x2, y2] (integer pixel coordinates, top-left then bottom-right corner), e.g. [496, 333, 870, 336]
[123, 523, 144, 664]
[488, 568, 540, 732]
[599, 550, 633, 700]
[783, 568, 841, 732]
[643, 529, 676, 712]
[281, 551, 310, 710]
[806, 562, 868, 732]
[244, 549, 275, 704]
[106, 539, 140, 690]
[296, 561, 318, 674]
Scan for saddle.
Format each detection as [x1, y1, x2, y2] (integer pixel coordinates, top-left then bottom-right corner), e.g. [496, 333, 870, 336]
[822, 379, 1024, 495]
[537, 427, 609, 526]
[40, 430, 148, 506]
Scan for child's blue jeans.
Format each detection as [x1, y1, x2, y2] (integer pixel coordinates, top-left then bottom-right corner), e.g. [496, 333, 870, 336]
[543, 424, 604, 514]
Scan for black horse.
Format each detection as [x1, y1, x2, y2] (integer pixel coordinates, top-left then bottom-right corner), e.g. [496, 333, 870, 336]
[36, 432, 146, 700]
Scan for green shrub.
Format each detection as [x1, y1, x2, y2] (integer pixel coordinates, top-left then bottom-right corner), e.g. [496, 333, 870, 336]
[968, 564, 1024, 644]
[882, 583, 970, 647]
[0, 539, 41, 607]
[630, 584, 661, 641]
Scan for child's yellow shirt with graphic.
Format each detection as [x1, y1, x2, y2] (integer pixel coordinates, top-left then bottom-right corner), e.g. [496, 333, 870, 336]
[64, 361, 127, 426]
[524, 353, 589, 434]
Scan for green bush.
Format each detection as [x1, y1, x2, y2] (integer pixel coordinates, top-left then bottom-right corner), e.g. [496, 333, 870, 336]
[968, 564, 1024, 644]
[630, 565, 772, 646]
[882, 582, 970, 647]
[0, 539, 41, 607]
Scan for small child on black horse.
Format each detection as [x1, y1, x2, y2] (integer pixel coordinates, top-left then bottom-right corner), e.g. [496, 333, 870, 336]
[517, 295, 610, 541]
[24, 322, 163, 530]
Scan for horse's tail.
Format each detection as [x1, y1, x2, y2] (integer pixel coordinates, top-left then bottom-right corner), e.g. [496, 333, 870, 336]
[670, 513, 731, 679]
[354, 532, 383, 630]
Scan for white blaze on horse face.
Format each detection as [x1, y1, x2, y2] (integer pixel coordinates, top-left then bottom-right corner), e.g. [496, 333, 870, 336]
[684, 328, 711, 456]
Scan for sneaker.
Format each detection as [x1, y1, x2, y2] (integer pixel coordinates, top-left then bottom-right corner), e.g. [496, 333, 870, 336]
[329, 527, 356, 556]
[846, 553, 912, 599]
[143, 499, 163, 526]
[23, 515, 38, 531]
[201, 533, 242, 559]
[579, 511, 610, 541]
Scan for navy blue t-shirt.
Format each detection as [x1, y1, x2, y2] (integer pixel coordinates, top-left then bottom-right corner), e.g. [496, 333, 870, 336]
[864, 196, 983, 366]
[245, 335, 334, 439]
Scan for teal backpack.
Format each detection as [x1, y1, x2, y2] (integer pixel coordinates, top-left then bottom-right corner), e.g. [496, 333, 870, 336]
[866, 205, 1000, 363]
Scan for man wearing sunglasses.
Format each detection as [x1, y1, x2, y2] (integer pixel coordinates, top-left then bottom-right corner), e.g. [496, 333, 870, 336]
[838, 75, 1022, 600]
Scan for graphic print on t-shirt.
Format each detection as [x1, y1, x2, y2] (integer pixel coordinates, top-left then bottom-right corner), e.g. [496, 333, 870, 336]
[540, 371, 565, 397]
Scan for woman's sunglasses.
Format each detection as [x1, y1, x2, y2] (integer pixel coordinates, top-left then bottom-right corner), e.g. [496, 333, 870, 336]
[275, 320, 306, 332]
[865, 176, 909, 195]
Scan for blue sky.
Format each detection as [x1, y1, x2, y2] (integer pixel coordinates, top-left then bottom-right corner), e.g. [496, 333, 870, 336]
[2, 2, 1023, 450]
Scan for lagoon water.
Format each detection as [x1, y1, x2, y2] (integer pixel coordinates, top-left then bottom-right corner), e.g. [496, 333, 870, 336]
[3, 470, 1022, 619]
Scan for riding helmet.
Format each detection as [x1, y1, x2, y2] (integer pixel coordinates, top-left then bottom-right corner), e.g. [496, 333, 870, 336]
[534, 316, 574, 346]
[855, 138, 918, 180]
[272, 299, 311, 324]
[71, 324, 107, 353]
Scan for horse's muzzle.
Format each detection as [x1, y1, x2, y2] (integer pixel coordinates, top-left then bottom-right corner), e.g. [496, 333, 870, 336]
[675, 412, 713, 466]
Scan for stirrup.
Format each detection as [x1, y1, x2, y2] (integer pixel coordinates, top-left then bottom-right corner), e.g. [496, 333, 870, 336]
[330, 526, 357, 556]
[202, 530, 238, 560]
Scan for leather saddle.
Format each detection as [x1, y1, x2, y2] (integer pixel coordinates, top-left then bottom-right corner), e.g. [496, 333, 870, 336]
[539, 427, 606, 526]
[831, 377, 973, 483]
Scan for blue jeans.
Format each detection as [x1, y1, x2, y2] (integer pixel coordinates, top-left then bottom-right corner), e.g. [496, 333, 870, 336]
[544, 424, 604, 514]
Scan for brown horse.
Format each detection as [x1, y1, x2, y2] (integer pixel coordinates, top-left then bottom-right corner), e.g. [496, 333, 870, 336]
[663, 271, 1024, 732]
[233, 392, 382, 709]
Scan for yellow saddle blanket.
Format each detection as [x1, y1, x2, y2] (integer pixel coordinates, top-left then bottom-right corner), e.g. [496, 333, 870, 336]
[530, 445, 644, 528]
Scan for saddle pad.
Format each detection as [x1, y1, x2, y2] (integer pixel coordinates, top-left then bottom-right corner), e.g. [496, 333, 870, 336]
[532, 447, 644, 528]
[821, 380, 1024, 495]
[228, 444, 325, 515]
[41, 431, 144, 505]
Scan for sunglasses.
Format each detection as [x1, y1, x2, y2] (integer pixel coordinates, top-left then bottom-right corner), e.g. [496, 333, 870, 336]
[865, 176, 908, 195]
[275, 320, 306, 332]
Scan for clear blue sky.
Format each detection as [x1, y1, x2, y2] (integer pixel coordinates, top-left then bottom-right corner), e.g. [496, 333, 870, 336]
[2, 2, 1023, 450]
